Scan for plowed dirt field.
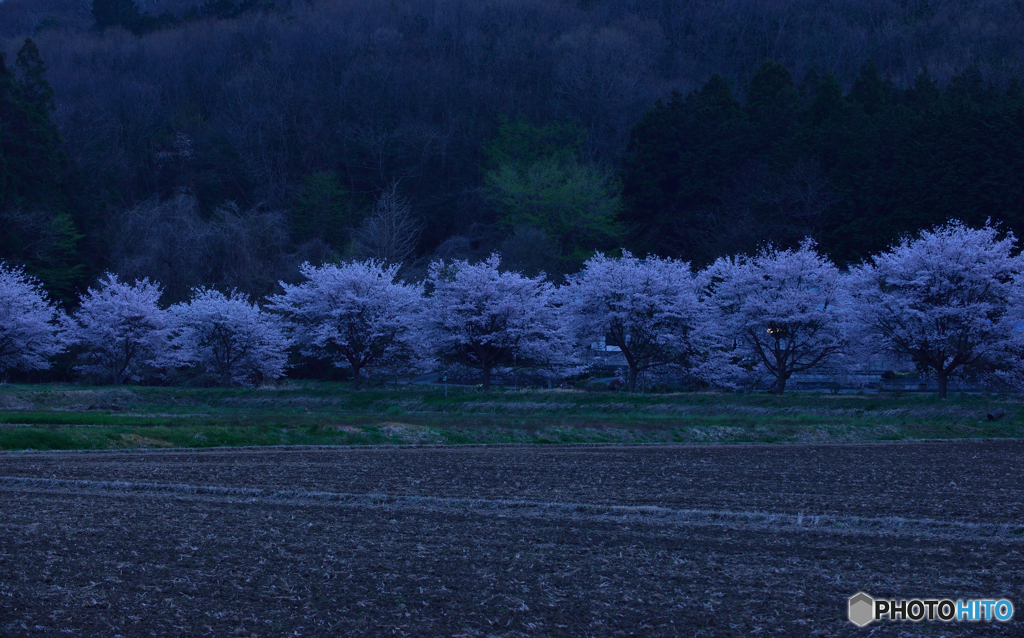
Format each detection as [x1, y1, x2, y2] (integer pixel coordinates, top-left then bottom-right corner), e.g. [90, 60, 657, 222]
[2, 442, 1021, 636]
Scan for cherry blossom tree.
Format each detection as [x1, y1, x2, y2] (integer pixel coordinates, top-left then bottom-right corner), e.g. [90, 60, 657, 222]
[170, 288, 289, 386]
[849, 222, 1022, 398]
[562, 252, 723, 392]
[421, 255, 570, 389]
[0, 262, 66, 375]
[989, 273, 1024, 390]
[67, 274, 171, 384]
[707, 240, 847, 395]
[268, 260, 423, 388]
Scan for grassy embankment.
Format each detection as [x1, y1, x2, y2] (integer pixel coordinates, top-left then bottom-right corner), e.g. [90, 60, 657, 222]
[0, 382, 1021, 451]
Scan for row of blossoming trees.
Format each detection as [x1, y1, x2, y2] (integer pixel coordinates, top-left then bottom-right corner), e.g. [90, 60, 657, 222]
[2, 221, 1023, 397]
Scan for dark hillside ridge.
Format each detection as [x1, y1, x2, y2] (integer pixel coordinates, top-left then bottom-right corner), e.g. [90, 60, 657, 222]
[0, 0, 1022, 297]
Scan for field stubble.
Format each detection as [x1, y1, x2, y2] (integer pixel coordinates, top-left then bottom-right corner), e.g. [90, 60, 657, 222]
[1, 442, 1021, 636]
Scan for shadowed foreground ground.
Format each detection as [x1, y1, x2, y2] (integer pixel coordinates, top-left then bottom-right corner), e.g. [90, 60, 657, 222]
[1, 442, 1021, 636]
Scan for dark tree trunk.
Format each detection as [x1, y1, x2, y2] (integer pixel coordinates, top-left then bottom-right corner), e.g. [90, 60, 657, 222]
[115, 360, 130, 385]
[117, 338, 133, 385]
[627, 366, 638, 393]
[937, 372, 948, 399]
[351, 364, 362, 389]
[775, 364, 789, 395]
[482, 362, 492, 390]
[775, 376, 787, 395]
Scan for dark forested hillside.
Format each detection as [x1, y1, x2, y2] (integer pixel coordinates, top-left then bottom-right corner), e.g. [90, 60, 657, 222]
[1, 0, 1023, 297]
[622, 62, 1024, 265]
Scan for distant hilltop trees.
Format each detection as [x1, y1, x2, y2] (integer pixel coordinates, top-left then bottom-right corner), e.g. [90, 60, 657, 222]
[2, 0, 1024, 312]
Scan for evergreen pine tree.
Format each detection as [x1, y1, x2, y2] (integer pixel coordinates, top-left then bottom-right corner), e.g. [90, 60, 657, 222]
[15, 39, 55, 112]
[91, 0, 143, 31]
[0, 55, 16, 208]
[0, 41, 82, 300]
[848, 60, 890, 116]
[291, 171, 354, 250]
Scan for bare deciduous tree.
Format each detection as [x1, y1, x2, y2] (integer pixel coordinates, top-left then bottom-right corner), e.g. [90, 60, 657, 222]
[111, 194, 211, 303]
[352, 184, 422, 266]
[111, 194, 298, 302]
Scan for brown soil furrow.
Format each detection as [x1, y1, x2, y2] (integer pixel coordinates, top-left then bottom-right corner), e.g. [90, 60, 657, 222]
[3, 441, 1023, 524]
[2, 489, 1019, 637]
[2, 443, 1021, 637]
[3, 475, 1023, 543]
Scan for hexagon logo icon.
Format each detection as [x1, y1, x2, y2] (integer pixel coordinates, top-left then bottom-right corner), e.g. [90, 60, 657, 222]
[848, 592, 874, 627]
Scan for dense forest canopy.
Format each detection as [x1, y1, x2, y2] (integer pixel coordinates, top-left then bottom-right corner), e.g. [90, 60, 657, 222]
[1, 0, 1023, 299]
[622, 62, 1024, 265]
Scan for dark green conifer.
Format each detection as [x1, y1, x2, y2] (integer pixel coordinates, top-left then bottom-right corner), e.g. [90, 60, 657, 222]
[15, 39, 55, 112]
[0, 41, 82, 299]
[91, 0, 143, 31]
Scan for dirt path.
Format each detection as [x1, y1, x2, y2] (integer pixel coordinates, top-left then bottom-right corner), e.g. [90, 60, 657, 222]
[1, 442, 1021, 636]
